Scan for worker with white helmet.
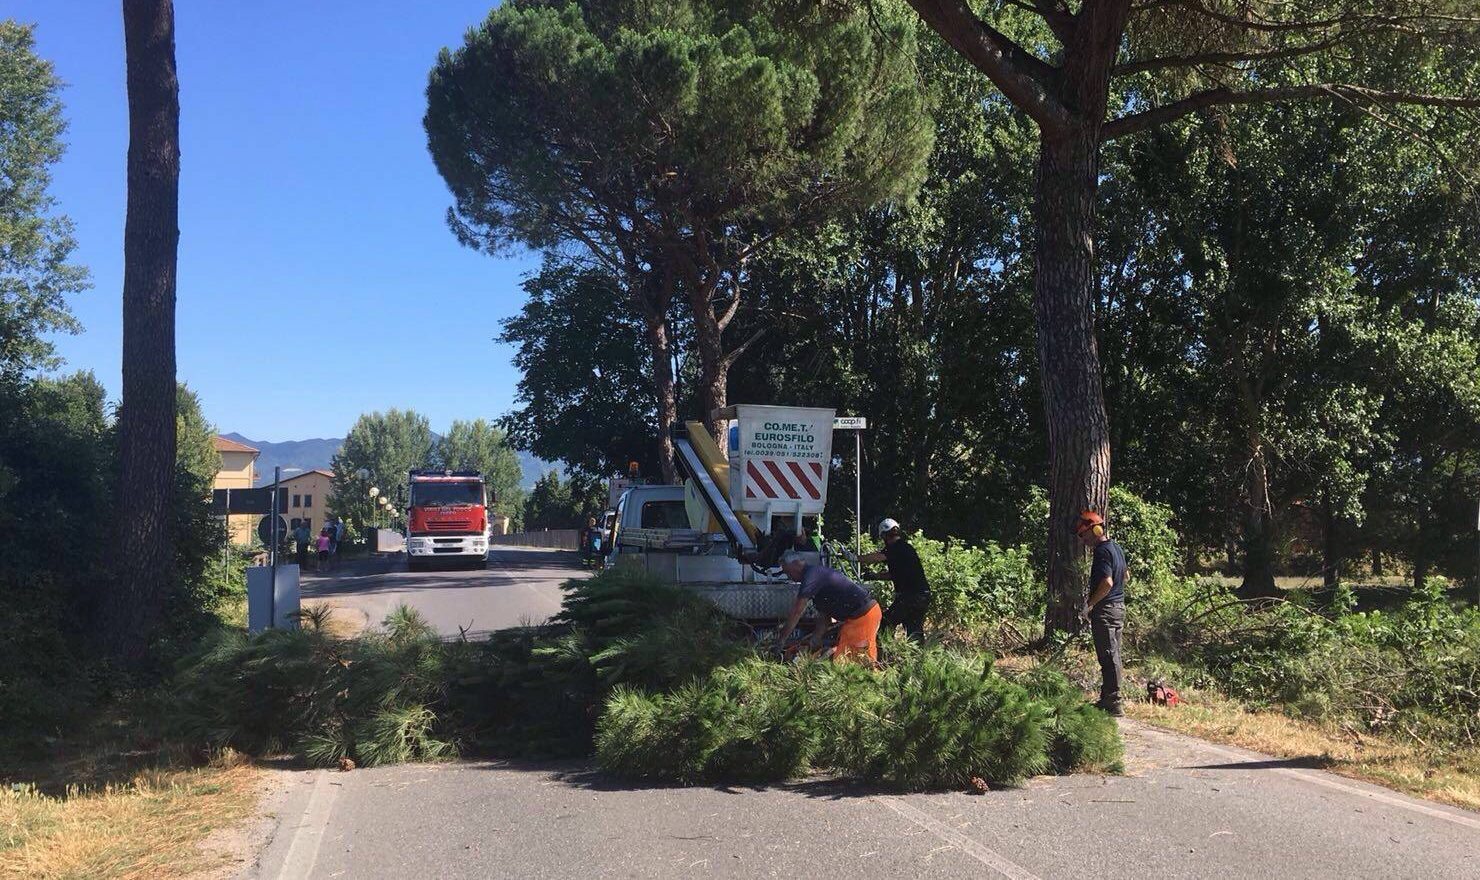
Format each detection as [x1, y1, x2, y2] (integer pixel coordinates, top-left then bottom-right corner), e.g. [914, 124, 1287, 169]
[859, 517, 931, 641]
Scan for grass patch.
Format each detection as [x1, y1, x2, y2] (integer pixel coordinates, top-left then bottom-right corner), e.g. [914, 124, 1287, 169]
[0, 764, 259, 880]
[1125, 685, 1480, 812]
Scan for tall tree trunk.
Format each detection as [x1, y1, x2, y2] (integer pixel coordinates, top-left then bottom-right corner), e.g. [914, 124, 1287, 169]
[645, 316, 678, 484]
[1240, 440, 1279, 598]
[1321, 492, 1340, 590]
[1034, 126, 1112, 634]
[1413, 497, 1431, 590]
[690, 303, 728, 444]
[107, 0, 180, 665]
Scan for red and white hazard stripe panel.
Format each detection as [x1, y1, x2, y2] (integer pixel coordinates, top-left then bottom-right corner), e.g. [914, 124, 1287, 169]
[744, 460, 824, 501]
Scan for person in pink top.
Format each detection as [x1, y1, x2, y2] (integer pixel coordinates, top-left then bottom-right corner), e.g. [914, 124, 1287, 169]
[316, 529, 332, 570]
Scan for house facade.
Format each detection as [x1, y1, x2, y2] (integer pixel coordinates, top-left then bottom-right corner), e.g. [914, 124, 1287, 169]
[213, 436, 260, 546]
[280, 469, 335, 537]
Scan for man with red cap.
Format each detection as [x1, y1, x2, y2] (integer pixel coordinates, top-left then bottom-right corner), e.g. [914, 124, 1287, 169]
[1077, 510, 1127, 716]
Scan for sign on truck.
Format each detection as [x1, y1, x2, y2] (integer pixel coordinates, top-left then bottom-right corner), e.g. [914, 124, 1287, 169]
[725, 405, 835, 515]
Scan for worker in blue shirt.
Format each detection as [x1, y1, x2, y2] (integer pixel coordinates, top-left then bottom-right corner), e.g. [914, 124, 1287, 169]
[1077, 510, 1127, 716]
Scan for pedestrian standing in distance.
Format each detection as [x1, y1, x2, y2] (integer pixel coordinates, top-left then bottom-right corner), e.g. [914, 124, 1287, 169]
[1077, 510, 1127, 716]
[316, 528, 332, 571]
[292, 520, 310, 569]
[333, 518, 347, 562]
[859, 517, 931, 642]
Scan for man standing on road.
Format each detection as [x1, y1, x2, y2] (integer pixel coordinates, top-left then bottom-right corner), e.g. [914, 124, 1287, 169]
[777, 551, 881, 662]
[859, 517, 930, 642]
[292, 521, 311, 569]
[1078, 510, 1127, 716]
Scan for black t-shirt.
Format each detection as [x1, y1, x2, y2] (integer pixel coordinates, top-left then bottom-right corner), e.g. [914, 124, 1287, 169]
[883, 539, 930, 597]
[1090, 540, 1126, 606]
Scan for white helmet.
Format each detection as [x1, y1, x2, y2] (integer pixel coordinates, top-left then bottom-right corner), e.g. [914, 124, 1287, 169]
[878, 517, 901, 535]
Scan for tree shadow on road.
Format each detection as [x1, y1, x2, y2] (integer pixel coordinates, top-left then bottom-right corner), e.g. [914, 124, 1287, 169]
[480, 759, 1011, 801]
[1181, 756, 1335, 771]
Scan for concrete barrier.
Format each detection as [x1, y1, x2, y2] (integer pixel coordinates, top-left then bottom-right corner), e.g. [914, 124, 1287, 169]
[489, 529, 581, 550]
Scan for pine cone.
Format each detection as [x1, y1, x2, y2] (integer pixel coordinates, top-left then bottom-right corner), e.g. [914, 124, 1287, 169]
[338, 757, 356, 772]
[969, 776, 989, 795]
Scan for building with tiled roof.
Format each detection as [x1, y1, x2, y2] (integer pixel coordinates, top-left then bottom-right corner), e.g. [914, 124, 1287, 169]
[278, 468, 336, 537]
[213, 436, 260, 545]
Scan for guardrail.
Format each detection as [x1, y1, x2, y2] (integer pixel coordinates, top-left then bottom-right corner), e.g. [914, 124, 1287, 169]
[489, 529, 581, 550]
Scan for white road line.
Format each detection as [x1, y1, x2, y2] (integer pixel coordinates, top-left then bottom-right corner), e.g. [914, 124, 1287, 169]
[872, 796, 1042, 880]
[276, 770, 340, 880]
[1136, 724, 1480, 832]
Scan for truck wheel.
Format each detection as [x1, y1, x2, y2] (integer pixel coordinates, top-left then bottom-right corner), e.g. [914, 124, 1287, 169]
[408, 557, 425, 572]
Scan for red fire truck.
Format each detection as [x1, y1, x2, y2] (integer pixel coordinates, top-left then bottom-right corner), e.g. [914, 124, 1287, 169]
[405, 469, 490, 570]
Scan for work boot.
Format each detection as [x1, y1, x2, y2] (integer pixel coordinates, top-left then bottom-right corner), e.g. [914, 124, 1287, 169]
[1095, 700, 1124, 717]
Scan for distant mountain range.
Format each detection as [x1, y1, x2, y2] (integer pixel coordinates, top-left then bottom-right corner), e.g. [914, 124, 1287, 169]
[222, 432, 558, 490]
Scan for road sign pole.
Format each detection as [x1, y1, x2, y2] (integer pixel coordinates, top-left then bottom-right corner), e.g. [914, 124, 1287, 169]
[855, 430, 862, 562]
[270, 466, 281, 628]
[222, 487, 231, 595]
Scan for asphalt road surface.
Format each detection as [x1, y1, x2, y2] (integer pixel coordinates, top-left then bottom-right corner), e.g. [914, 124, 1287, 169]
[266, 551, 1480, 878]
[246, 721, 1480, 879]
[300, 547, 581, 637]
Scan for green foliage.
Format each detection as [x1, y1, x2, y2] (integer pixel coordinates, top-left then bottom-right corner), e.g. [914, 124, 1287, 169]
[433, 418, 525, 527]
[1012, 665, 1124, 774]
[328, 409, 433, 536]
[499, 258, 674, 482]
[555, 567, 725, 647]
[426, 0, 931, 256]
[523, 471, 579, 531]
[0, 21, 89, 382]
[169, 567, 1123, 790]
[597, 660, 815, 785]
[1139, 579, 1480, 747]
[826, 647, 1048, 790]
[597, 647, 1065, 790]
[909, 536, 1040, 632]
[173, 606, 468, 767]
[1021, 485, 1181, 597]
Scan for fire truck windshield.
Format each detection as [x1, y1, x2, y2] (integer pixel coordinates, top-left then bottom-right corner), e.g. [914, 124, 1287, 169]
[410, 482, 485, 507]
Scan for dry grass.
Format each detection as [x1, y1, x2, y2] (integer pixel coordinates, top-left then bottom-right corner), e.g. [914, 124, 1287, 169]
[0, 763, 260, 880]
[1126, 686, 1480, 812]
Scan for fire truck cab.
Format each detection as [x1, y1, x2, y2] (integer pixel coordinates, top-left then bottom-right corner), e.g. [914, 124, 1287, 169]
[405, 469, 490, 570]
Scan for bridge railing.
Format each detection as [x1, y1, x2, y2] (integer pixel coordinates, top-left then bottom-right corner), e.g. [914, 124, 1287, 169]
[489, 529, 581, 550]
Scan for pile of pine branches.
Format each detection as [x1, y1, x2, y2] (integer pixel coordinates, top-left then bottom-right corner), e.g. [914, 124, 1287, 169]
[170, 568, 1122, 789]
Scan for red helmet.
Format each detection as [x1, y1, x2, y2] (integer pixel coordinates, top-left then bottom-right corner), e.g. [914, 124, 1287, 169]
[1076, 510, 1105, 537]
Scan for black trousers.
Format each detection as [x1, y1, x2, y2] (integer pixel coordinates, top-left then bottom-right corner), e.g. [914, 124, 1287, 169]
[1089, 600, 1125, 708]
[881, 592, 929, 641]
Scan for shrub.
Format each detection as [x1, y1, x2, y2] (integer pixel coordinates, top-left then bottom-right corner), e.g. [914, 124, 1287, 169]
[171, 606, 470, 767]
[862, 535, 1039, 633]
[1021, 484, 1182, 596]
[845, 648, 1048, 790]
[555, 567, 730, 649]
[587, 606, 752, 692]
[1013, 665, 1123, 773]
[1135, 577, 1480, 748]
[595, 660, 814, 784]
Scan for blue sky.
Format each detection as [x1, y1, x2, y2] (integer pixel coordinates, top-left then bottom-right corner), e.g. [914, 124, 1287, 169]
[15, 0, 536, 441]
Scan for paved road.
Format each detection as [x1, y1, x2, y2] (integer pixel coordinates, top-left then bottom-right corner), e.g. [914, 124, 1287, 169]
[248, 721, 1480, 879]
[300, 547, 582, 637]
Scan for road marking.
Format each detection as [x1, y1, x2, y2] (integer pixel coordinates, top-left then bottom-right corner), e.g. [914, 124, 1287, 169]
[872, 796, 1041, 879]
[1136, 724, 1480, 832]
[277, 770, 340, 880]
